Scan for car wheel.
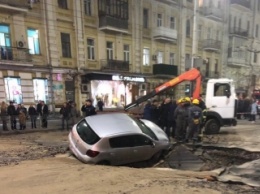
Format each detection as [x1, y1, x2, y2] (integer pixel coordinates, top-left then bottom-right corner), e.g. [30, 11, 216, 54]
[204, 119, 220, 134]
[96, 160, 110, 165]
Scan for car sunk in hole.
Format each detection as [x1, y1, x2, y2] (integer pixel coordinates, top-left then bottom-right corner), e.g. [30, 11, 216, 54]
[68, 113, 171, 165]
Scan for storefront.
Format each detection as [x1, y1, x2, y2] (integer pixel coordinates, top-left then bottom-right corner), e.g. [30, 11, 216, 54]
[83, 73, 146, 108]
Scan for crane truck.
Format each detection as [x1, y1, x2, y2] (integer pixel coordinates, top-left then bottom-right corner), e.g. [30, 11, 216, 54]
[125, 68, 237, 134]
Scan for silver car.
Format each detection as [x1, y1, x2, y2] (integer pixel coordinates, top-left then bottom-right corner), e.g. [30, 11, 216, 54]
[68, 113, 170, 165]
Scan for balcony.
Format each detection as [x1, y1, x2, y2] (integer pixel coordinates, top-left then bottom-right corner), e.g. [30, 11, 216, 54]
[153, 64, 178, 76]
[155, 0, 178, 5]
[99, 15, 128, 34]
[100, 59, 129, 72]
[201, 39, 221, 52]
[202, 7, 223, 22]
[0, 0, 29, 13]
[153, 26, 177, 43]
[229, 27, 249, 38]
[230, 0, 251, 11]
[0, 46, 32, 63]
[201, 70, 220, 79]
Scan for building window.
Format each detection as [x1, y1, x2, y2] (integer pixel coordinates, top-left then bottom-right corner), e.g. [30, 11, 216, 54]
[87, 38, 95, 60]
[258, 0, 260, 11]
[58, 0, 68, 9]
[27, 28, 40, 55]
[238, 18, 241, 29]
[198, 25, 202, 40]
[61, 33, 71, 58]
[143, 48, 150, 66]
[98, 0, 128, 19]
[157, 14, 162, 27]
[247, 21, 250, 36]
[33, 79, 48, 103]
[217, 1, 221, 8]
[143, 9, 149, 28]
[234, 16, 236, 28]
[84, 0, 92, 16]
[229, 15, 232, 31]
[187, 0, 193, 2]
[207, 28, 211, 39]
[106, 41, 113, 60]
[209, 0, 213, 7]
[123, 44, 130, 62]
[254, 53, 258, 63]
[256, 24, 259, 38]
[157, 51, 163, 64]
[185, 54, 191, 70]
[214, 59, 218, 74]
[4, 77, 23, 104]
[0, 24, 11, 60]
[170, 17, 175, 29]
[169, 53, 175, 65]
[216, 30, 219, 40]
[186, 19, 190, 37]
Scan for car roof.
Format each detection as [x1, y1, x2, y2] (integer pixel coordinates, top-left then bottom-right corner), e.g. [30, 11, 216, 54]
[85, 113, 143, 138]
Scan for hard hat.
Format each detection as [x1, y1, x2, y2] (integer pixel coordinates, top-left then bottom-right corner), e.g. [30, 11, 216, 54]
[192, 99, 200, 105]
[177, 98, 182, 104]
[185, 97, 191, 102]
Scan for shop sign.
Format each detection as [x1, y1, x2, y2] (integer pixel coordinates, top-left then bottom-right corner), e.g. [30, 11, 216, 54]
[112, 75, 145, 82]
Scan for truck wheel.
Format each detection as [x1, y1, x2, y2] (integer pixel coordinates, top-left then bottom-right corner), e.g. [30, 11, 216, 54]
[204, 119, 220, 134]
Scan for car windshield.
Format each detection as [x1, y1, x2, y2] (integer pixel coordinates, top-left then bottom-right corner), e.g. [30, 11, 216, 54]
[130, 116, 158, 141]
[76, 119, 100, 145]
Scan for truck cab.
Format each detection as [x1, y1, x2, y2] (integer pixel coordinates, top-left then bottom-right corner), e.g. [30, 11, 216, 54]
[204, 79, 237, 134]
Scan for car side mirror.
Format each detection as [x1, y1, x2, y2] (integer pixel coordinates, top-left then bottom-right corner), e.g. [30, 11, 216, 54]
[150, 141, 155, 148]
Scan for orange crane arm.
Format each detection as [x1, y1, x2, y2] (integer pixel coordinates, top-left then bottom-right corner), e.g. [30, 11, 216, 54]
[125, 68, 201, 110]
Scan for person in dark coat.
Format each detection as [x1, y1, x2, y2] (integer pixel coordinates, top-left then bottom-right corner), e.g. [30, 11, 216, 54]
[150, 99, 160, 125]
[97, 99, 104, 111]
[174, 98, 188, 141]
[7, 101, 17, 130]
[143, 100, 152, 121]
[36, 100, 42, 116]
[159, 98, 174, 138]
[28, 104, 37, 129]
[60, 102, 71, 130]
[0, 101, 9, 131]
[81, 99, 96, 117]
[41, 101, 49, 128]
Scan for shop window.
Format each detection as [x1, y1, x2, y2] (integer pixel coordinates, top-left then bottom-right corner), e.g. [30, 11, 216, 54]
[157, 14, 162, 27]
[169, 53, 175, 65]
[33, 79, 48, 103]
[61, 33, 71, 58]
[106, 41, 113, 60]
[87, 38, 95, 60]
[123, 44, 130, 62]
[27, 28, 40, 55]
[143, 9, 149, 28]
[4, 77, 23, 104]
[0, 24, 11, 60]
[157, 51, 163, 64]
[58, 0, 68, 9]
[84, 0, 92, 16]
[143, 48, 150, 66]
[170, 17, 175, 29]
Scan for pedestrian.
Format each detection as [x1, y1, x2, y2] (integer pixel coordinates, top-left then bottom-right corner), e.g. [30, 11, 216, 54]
[70, 103, 78, 126]
[41, 101, 49, 128]
[250, 99, 258, 123]
[60, 102, 70, 130]
[185, 99, 202, 143]
[28, 104, 37, 129]
[36, 100, 43, 127]
[0, 101, 9, 131]
[174, 98, 188, 142]
[18, 110, 26, 130]
[150, 99, 160, 125]
[143, 100, 152, 121]
[97, 98, 104, 111]
[7, 101, 17, 130]
[159, 98, 174, 138]
[81, 99, 96, 117]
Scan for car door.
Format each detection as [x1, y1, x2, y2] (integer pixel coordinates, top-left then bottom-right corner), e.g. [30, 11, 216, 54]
[108, 135, 134, 165]
[127, 134, 156, 163]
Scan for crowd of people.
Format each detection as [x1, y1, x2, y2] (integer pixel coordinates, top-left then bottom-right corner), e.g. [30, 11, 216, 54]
[237, 97, 259, 123]
[142, 97, 206, 143]
[0, 100, 49, 131]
